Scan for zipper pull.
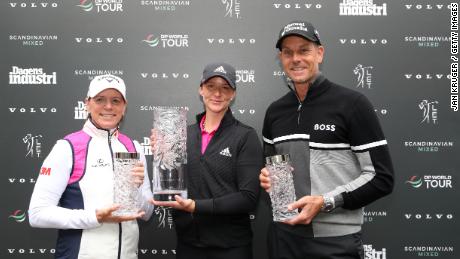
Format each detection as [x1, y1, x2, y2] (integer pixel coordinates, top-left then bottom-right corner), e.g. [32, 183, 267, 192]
[297, 103, 302, 125]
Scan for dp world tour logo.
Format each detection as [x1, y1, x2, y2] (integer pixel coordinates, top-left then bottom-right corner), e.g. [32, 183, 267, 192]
[406, 176, 423, 188]
[77, 0, 123, 13]
[9, 210, 26, 223]
[77, 0, 93, 11]
[142, 34, 160, 47]
[142, 33, 189, 48]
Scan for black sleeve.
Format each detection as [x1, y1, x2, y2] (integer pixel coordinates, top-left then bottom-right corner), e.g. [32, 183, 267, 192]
[194, 129, 263, 214]
[341, 94, 394, 210]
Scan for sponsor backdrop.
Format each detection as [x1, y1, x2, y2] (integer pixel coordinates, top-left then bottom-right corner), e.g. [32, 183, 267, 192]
[1, 0, 458, 258]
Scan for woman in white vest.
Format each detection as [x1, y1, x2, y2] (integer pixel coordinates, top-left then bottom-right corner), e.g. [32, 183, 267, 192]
[29, 74, 154, 259]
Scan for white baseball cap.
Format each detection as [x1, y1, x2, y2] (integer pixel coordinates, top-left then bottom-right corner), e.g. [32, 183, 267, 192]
[87, 74, 126, 100]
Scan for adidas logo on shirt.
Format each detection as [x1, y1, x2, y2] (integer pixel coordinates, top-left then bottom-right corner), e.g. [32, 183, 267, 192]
[219, 147, 232, 157]
[214, 66, 227, 74]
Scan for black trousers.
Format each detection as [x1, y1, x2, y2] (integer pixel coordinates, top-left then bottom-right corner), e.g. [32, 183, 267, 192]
[176, 241, 253, 259]
[268, 223, 364, 259]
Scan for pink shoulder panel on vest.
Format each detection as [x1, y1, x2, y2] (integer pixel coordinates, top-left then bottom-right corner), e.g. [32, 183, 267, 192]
[118, 132, 136, 153]
[64, 131, 137, 185]
[64, 131, 91, 185]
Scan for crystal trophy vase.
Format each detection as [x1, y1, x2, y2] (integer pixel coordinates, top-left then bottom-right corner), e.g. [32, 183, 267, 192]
[152, 106, 187, 201]
[266, 154, 298, 221]
[113, 152, 140, 216]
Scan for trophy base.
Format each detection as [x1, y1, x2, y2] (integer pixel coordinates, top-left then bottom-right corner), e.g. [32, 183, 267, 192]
[112, 209, 139, 217]
[154, 190, 187, 202]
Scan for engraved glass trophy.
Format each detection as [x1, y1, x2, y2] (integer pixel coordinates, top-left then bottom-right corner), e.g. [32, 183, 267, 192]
[113, 152, 141, 216]
[152, 106, 187, 201]
[266, 154, 298, 221]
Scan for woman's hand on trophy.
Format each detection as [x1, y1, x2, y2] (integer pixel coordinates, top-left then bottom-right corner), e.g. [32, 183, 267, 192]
[150, 195, 195, 213]
[259, 167, 271, 192]
[131, 162, 145, 188]
[96, 204, 145, 223]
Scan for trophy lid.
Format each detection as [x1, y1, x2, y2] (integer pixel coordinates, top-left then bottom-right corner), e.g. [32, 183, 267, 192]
[265, 154, 290, 165]
[114, 152, 139, 159]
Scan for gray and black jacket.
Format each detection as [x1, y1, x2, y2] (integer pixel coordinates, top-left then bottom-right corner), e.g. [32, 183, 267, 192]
[262, 74, 394, 237]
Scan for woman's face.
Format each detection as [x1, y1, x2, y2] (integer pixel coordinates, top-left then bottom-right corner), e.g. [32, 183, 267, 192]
[85, 88, 126, 129]
[199, 76, 235, 115]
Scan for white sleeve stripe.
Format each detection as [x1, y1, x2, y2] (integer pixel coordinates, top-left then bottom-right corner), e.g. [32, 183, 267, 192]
[351, 140, 388, 151]
[309, 142, 350, 148]
[273, 134, 310, 143]
[263, 136, 274, 144]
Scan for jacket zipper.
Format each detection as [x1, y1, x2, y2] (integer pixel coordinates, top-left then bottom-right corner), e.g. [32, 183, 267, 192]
[107, 131, 122, 259]
[108, 131, 115, 170]
[297, 103, 302, 125]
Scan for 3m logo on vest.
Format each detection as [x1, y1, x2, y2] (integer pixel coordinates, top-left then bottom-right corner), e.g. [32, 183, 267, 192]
[40, 167, 51, 176]
[219, 147, 232, 157]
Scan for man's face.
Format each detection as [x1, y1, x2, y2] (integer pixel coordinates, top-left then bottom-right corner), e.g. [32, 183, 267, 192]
[278, 36, 324, 85]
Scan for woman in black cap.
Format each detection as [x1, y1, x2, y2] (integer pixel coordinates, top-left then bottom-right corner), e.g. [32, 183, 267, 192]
[151, 63, 263, 259]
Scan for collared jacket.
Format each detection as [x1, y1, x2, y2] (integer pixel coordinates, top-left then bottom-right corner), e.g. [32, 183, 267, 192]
[173, 109, 263, 248]
[29, 120, 153, 259]
[263, 75, 394, 237]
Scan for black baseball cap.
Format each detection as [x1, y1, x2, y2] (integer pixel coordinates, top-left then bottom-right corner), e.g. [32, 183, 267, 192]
[200, 62, 236, 89]
[276, 21, 321, 50]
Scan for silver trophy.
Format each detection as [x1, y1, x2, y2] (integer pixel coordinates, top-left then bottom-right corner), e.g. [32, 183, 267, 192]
[113, 152, 141, 216]
[152, 106, 187, 201]
[266, 154, 298, 221]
